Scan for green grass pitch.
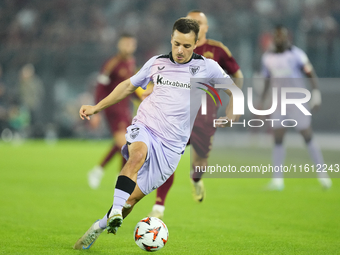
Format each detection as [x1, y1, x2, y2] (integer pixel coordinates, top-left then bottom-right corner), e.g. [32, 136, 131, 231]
[0, 140, 339, 254]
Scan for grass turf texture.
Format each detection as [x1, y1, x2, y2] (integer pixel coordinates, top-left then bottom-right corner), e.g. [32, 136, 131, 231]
[0, 140, 339, 254]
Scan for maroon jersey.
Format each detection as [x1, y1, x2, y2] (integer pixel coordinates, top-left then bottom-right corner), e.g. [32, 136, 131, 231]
[194, 39, 240, 115]
[95, 55, 136, 109]
[194, 39, 239, 74]
[95, 55, 136, 133]
[191, 39, 240, 158]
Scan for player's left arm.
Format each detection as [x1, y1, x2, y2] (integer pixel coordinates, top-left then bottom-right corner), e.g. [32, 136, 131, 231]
[219, 69, 244, 125]
[208, 59, 240, 127]
[214, 86, 239, 127]
[230, 69, 244, 89]
[219, 44, 244, 89]
[223, 49, 244, 124]
[303, 60, 321, 111]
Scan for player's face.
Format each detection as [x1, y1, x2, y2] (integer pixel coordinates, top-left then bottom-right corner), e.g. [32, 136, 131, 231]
[186, 12, 208, 41]
[273, 28, 289, 49]
[118, 37, 137, 57]
[171, 30, 197, 64]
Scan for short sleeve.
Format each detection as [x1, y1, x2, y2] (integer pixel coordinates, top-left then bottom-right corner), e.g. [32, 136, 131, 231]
[130, 56, 156, 89]
[206, 59, 233, 87]
[207, 59, 230, 79]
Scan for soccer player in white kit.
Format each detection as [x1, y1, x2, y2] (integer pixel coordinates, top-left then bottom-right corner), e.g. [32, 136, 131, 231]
[261, 25, 332, 190]
[74, 18, 236, 250]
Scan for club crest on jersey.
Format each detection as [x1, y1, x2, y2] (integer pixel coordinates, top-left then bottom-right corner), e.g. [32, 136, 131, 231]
[130, 127, 140, 139]
[189, 66, 200, 76]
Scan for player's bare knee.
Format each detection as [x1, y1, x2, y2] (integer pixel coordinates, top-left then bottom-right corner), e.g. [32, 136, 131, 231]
[128, 142, 147, 162]
[128, 151, 146, 166]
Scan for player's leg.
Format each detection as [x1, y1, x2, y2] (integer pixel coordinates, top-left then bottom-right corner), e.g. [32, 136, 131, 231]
[106, 179, 146, 233]
[74, 141, 147, 250]
[73, 185, 145, 250]
[74, 124, 182, 250]
[148, 173, 174, 219]
[97, 183, 145, 228]
[191, 146, 207, 202]
[300, 127, 332, 189]
[267, 127, 286, 190]
[107, 125, 183, 232]
[189, 125, 213, 202]
[97, 185, 145, 223]
[123, 184, 145, 218]
[107, 141, 147, 216]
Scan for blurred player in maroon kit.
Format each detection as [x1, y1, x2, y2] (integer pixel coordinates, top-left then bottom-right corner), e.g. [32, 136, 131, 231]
[88, 33, 137, 189]
[148, 11, 244, 218]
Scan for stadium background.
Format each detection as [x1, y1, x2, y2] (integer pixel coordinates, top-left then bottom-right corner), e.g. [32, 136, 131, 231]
[0, 0, 339, 139]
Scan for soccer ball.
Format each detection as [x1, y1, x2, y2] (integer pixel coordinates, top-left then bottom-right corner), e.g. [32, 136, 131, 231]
[134, 217, 169, 252]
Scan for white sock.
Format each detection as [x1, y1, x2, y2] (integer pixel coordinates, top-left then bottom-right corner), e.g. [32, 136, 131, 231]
[112, 188, 131, 211]
[152, 204, 165, 214]
[272, 178, 284, 186]
[306, 139, 328, 178]
[272, 144, 285, 179]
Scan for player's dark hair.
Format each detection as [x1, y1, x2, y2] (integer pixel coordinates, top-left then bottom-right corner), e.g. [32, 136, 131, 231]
[172, 18, 199, 42]
[275, 24, 286, 31]
[119, 32, 135, 39]
[274, 24, 289, 37]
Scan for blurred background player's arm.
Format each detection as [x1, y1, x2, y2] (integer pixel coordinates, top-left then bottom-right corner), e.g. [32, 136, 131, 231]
[80, 78, 137, 120]
[303, 60, 321, 111]
[215, 83, 240, 127]
[223, 70, 243, 124]
[231, 69, 244, 90]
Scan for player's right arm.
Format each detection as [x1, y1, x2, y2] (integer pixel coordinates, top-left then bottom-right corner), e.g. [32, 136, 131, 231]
[80, 56, 155, 120]
[231, 69, 244, 92]
[79, 78, 137, 120]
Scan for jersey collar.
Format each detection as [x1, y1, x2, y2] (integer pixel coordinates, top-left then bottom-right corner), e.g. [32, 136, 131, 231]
[169, 51, 202, 64]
